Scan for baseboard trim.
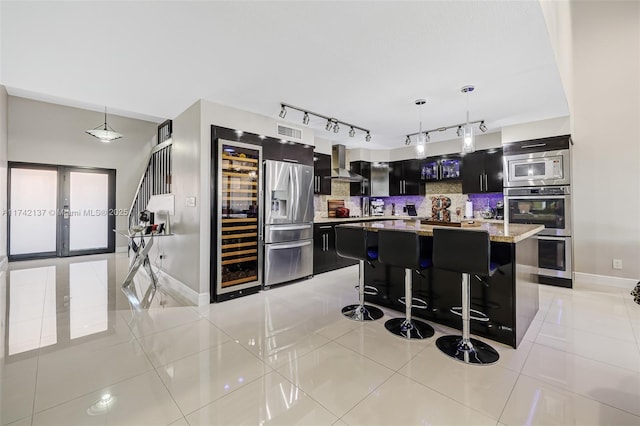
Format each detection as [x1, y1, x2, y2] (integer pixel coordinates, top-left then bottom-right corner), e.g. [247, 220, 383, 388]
[138, 267, 209, 307]
[573, 272, 638, 290]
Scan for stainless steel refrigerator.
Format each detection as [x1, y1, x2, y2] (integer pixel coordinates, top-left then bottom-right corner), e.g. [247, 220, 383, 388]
[263, 160, 314, 286]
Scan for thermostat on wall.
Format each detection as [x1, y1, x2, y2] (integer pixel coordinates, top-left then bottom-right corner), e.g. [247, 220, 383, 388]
[185, 196, 196, 207]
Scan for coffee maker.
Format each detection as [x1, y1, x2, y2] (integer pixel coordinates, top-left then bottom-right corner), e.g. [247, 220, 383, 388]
[371, 199, 385, 216]
[495, 201, 504, 220]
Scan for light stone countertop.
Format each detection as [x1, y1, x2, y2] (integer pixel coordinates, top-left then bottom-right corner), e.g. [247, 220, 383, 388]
[337, 219, 543, 244]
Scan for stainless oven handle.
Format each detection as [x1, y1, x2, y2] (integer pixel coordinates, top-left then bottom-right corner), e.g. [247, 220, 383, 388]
[271, 240, 312, 250]
[521, 143, 547, 149]
[507, 195, 568, 200]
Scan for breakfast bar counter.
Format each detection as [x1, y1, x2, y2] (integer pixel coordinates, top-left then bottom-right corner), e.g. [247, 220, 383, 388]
[338, 220, 544, 348]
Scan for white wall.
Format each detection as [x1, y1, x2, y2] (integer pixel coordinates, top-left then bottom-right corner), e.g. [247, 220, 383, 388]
[7, 97, 157, 247]
[569, 1, 640, 281]
[155, 101, 203, 296]
[501, 116, 570, 144]
[0, 86, 8, 260]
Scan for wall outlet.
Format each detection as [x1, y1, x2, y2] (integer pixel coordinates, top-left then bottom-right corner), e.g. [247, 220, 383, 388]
[613, 259, 623, 270]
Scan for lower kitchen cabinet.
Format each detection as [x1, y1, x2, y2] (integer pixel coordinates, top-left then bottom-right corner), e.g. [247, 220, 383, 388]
[313, 223, 358, 274]
[313, 223, 358, 275]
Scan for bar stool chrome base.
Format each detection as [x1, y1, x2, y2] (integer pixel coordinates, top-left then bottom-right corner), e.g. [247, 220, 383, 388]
[385, 317, 434, 340]
[436, 335, 499, 365]
[342, 304, 384, 321]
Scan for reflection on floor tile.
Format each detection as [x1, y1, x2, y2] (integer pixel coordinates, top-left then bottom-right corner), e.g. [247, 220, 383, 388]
[343, 373, 497, 426]
[2, 255, 640, 425]
[186, 371, 337, 426]
[32, 371, 182, 426]
[501, 374, 640, 426]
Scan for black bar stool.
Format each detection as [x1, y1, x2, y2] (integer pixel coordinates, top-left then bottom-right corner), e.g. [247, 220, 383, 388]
[378, 230, 434, 340]
[432, 228, 500, 365]
[335, 225, 384, 321]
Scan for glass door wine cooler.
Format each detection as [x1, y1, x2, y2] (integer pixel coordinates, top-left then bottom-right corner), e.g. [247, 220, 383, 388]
[216, 140, 262, 299]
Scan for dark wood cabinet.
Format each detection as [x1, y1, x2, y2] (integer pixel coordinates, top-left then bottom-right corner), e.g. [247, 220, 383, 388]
[389, 159, 424, 195]
[313, 153, 331, 195]
[313, 223, 358, 275]
[263, 139, 314, 166]
[462, 148, 503, 194]
[349, 161, 371, 196]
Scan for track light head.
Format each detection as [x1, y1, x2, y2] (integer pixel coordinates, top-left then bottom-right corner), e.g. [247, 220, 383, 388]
[425, 132, 430, 142]
[365, 132, 371, 142]
[279, 105, 287, 119]
[456, 126, 463, 137]
[479, 121, 487, 132]
[325, 119, 333, 131]
[333, 123, 340, 133]
[349, 127, 355, 137]
[302, 112, 310, 125]
[405, 135, 411, 145]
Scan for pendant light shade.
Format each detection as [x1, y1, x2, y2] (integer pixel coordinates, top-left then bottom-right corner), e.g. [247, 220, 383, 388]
[461, 85, 475, 153]
[86, 107, 123, 143]
[414, 99, 427, 159]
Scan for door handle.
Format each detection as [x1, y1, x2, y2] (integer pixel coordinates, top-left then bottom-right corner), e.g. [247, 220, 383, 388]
[484, 174, 488, 191]
[271, 240, 312, 250]
[323, 234, 328, 251]
[479, 175, 483, 191]
[521, 143, 546, 149]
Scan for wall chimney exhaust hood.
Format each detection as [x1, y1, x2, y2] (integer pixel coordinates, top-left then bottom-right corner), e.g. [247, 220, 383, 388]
[329, 144, 364, 182]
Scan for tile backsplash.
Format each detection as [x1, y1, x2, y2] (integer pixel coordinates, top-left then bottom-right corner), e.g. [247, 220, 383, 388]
[314, 180, 504, 221]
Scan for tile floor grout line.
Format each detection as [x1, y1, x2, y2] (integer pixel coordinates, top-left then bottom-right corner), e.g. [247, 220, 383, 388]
[29, 274, 52, 426]
[329, 332, 414, 373]
[496, 338, 538, 423]
[336, 370, 398, 422]
[517, 368, 640, 420]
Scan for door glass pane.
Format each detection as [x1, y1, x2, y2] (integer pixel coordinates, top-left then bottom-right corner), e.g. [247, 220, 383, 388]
[538, 239, 566, 271]
[9, 168, 58, 255]
[69, 172, 109, 251]
[508, 198, 566, 229]
[70, 260, 108, 339]
[9, 266, 57, 355]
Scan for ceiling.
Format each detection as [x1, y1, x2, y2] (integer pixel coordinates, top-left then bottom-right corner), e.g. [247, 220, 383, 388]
[0, 1, 568, 149]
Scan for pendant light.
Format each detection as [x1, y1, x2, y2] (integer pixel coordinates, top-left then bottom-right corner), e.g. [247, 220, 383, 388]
[414, 99, 427, 159]
[86, 107, 123, 143]
[461, 85, 475, 153]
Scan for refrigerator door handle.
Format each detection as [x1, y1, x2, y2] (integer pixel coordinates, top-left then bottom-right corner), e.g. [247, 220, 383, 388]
[271, 240, 312, 250]
[269, 224, 312, 231]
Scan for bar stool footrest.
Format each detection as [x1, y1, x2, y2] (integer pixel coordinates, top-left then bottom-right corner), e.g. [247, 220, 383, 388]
[398, 296, 429, 310]
[449, 306, 490, 322]
[355, 285, 380, 296]
[435, 335, 499, 365]
[384, 317, 434, 340]
[342, 304, 384, 322]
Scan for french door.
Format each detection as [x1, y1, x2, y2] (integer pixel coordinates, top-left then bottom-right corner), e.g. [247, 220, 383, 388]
[8, 163, 116, 260]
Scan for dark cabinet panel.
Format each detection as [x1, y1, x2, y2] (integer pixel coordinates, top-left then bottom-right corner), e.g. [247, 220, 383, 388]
[263, 140, 314, 166]
[389, 159, 424, 195]
[349, 161, 371, 196]
[313, 223, 357, 275]
[313, 153, 331, 195]
[462, 148, 503, 194]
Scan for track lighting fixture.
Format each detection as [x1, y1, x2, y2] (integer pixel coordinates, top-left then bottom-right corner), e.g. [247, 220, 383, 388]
[425, 132, 430, 142]
[279, 102, 371, 142]
[461, 85, 475, 153]
[456, 126, 463, 137]
[479, 120, 487, 133]
[405, 135, 411, 145]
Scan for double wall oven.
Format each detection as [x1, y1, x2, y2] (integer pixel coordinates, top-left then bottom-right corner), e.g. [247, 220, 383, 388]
[504, 135, 573, 287]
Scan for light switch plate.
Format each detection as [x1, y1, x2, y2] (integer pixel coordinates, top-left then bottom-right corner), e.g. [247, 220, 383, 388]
[613, 259, 623, 269]
[186, 196, 196, 207]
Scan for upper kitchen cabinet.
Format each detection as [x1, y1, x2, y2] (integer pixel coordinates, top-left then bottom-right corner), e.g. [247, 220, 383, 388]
[421, 154, 462, 182]
[389, 159, 424, 196]
[313, 152, 331, 195]
[349, 161, 390, 197]
[462, 148, 503, 194]
[263, 139, 314, 166]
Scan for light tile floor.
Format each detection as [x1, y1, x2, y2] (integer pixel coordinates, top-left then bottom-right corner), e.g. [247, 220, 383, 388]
[1, 253, 640, 425]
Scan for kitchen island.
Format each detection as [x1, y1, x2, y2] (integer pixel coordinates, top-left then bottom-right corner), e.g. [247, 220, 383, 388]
[338, 220, 544, 348]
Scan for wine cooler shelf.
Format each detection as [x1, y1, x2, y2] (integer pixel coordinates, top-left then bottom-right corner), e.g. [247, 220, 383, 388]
[217, 142, 261, 294]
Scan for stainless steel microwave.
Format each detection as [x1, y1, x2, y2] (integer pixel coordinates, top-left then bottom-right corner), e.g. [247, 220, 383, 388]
[503, 149, 570, 187]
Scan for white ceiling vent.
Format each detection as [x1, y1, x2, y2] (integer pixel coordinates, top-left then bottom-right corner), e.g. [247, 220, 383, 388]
[276, 123, 303, 142]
